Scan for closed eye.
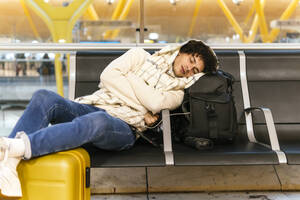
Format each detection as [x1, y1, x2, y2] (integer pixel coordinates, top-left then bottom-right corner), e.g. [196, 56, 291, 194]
[193, 67, 200, 74]
[190, 56, 195, 64]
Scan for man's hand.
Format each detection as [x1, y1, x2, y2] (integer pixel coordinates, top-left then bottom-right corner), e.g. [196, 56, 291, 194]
[144, 112, 159, 126]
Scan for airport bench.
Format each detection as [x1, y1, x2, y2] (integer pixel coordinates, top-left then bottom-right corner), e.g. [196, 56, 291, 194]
[70, 48, 300, 167]
[243, 50, 300, 165]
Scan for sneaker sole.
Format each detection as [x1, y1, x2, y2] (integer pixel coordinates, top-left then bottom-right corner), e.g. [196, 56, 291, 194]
[0, 189, 21, 200]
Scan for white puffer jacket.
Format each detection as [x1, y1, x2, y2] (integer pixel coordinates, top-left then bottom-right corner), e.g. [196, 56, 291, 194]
[75, 46, 204, 131]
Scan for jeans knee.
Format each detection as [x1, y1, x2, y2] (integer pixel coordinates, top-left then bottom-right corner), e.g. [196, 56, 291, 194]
[94, 112, 111, 130]
[31, 89, 64, 108]
[32, 89, 53, 101]
[74, 111, 111, 133]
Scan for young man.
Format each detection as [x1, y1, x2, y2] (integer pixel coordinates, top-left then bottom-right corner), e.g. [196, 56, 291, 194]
[0, 40, 218, 198]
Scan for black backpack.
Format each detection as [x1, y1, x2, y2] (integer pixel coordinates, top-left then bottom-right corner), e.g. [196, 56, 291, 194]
[179, 70, 238, 150]
[136, 70, 238, 150]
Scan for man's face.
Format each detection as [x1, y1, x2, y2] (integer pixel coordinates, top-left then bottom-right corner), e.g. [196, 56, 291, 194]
[172, 53, 205, 78]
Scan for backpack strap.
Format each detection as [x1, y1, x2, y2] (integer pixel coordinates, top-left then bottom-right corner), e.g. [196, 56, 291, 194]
[206, 102, 218, 139]
[218, 70, 235, 94]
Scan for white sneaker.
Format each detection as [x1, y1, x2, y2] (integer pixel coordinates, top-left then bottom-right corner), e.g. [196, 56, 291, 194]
[0, 137, 9, 162]
[0, 150, 22, 198]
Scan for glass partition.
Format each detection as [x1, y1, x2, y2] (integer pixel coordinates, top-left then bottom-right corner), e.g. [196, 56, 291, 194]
[0, 50, 69, 136]
[0, 52, 68, 99]
[0, 0, 139, 43]
[144, 0, 300, 43]
[1, 0, 300, 44]
[75, 0, 139, 43]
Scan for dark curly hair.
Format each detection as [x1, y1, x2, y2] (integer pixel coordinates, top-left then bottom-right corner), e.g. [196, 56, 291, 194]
[179, 40, 219, 73]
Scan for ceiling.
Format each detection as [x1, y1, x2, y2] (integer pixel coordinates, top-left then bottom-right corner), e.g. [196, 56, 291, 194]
[0, 0, 299, 43]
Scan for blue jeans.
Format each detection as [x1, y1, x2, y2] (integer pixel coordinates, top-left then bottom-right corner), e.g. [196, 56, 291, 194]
[8, 89, 136, 158]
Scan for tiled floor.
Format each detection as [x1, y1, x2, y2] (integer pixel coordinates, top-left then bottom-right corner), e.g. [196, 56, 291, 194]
[91, 192, 300, 200]
[0, 108, 23, 136]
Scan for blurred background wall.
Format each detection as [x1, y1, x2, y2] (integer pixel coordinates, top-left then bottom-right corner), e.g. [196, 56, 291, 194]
[0, 0, 300, 44]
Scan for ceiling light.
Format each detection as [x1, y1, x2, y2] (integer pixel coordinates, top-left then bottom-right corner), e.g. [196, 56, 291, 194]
[232, 34, 240, 40]
[169, 0, 178, 5]
[232, 0, 243, 5]
[149, 32, 159, 40]
[106, 0, 114, 4]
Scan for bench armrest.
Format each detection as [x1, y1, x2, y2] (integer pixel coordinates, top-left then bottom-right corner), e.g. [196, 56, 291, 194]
[69, 54, 76, 101]
[162, 109, 174, 166]
[244, 107, 287, 163]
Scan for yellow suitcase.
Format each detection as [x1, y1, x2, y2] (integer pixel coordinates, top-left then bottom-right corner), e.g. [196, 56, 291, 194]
[17, 148, 90, 200]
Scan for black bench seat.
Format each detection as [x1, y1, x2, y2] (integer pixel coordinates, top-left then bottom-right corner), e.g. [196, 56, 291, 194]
[173, 141, 278, 166]
[70, 48, 300, 168]
[84, 143, 165, 167]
